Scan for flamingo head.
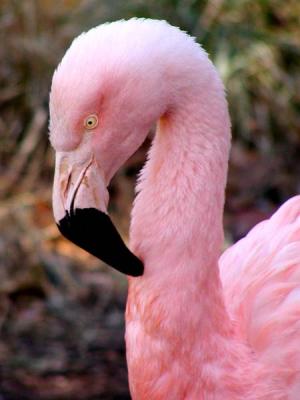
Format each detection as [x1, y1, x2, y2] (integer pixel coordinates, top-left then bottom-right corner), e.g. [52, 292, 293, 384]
[49, 20, 185, 276]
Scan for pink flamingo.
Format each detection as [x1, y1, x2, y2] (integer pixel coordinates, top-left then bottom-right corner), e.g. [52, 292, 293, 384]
[49, 19, 300, 399]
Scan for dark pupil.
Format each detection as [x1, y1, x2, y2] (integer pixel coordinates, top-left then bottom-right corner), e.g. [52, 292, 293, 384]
[88, 120, 92, 125]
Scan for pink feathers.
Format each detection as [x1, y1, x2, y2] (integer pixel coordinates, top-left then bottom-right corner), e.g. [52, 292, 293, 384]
[220, 196, 300, 397]
[50, 19, 300, 399]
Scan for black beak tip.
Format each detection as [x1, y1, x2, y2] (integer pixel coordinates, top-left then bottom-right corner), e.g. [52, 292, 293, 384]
[57, 208, 144, 277]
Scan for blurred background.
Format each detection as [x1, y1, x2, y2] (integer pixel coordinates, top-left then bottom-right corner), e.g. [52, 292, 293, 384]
[0, 0, 300, 398]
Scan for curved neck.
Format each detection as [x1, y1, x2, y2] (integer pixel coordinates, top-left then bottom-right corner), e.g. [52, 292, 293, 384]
[130, 76, 231, 279]
[125, 78, 248, 398]
[125, 69, 285, 399]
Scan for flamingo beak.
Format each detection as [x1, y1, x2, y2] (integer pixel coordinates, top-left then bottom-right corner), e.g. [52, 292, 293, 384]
[52, 149, 144, 277]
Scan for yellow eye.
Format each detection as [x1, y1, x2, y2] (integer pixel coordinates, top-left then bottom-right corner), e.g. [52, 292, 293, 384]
[84, 114, 99, 130]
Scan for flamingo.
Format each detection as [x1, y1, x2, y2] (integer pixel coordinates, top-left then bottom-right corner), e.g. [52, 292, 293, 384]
[49, 18, 300, 399]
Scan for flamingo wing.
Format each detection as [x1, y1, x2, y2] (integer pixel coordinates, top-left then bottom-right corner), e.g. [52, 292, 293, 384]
[220, 195, 300, 385]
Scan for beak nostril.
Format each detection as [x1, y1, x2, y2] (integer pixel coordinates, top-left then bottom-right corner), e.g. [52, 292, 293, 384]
[68, 158, 94, 216]
[64, 172, 72, 199]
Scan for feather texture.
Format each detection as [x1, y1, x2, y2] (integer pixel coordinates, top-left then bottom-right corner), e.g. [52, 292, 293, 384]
[49, 18, 300, 399]
[220, 196, 300, 398]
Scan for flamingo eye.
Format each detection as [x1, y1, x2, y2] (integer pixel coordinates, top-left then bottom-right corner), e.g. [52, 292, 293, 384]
[84, 114, 99, 130]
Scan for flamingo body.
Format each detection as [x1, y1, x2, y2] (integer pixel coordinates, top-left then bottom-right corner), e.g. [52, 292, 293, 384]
[49, 18, 300, 399]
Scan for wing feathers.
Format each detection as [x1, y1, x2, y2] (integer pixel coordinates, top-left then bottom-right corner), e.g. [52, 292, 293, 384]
[220, 195, 300, 375]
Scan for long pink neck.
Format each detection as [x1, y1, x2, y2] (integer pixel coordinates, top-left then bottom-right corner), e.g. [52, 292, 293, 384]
[125, 76, 267, 399]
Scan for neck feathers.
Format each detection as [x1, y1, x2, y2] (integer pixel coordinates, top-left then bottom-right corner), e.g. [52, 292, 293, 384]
[126, 71, 237, 398]
[130, 70, 231, 276]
